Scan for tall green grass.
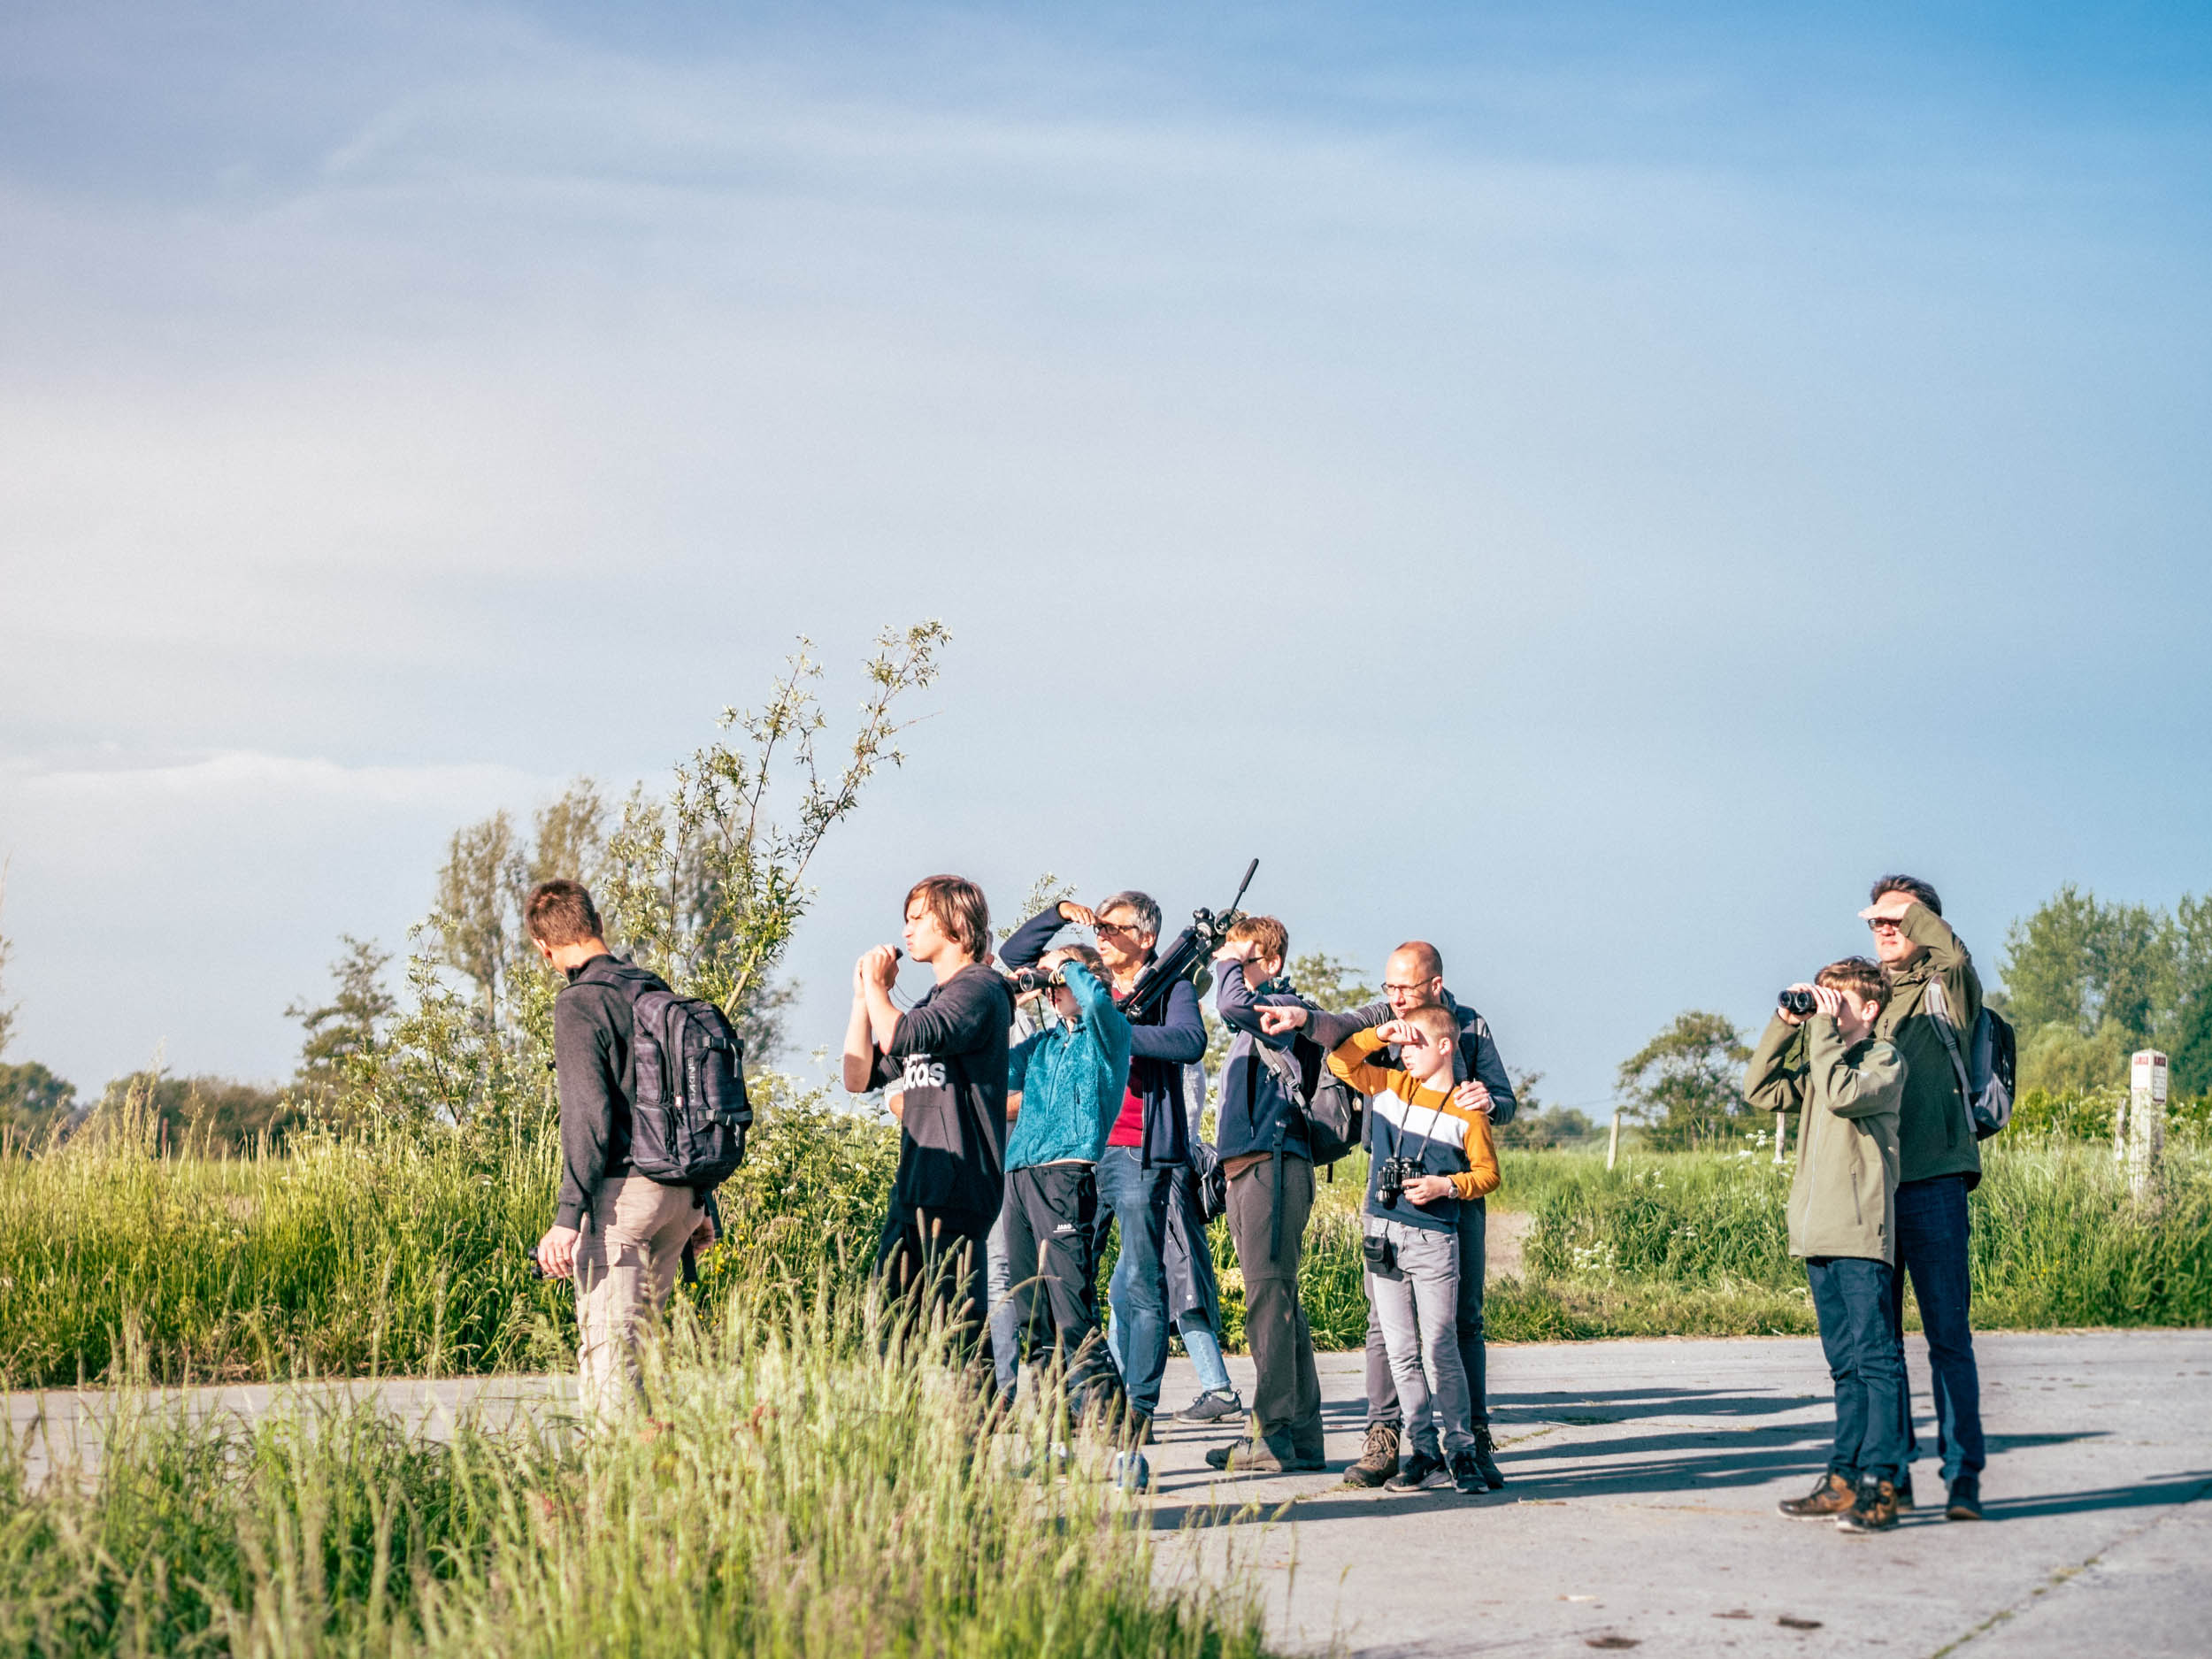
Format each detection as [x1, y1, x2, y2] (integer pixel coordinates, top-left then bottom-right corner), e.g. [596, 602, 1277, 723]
[1, 1271, 1273, 1659]
[5, 1092, 2207, 1390]
[1509, 1137, 2212, 1336]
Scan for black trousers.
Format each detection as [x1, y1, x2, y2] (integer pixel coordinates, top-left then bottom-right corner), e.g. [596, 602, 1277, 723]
[875, 1202, 994, 1376]
[1001, 1164, 1125, 1416]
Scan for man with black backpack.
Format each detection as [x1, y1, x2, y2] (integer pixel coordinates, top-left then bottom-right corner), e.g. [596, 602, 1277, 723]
[1863, 875, 1992, 1521]
[1202, 916, 1330, 1473]
[527, 879, 747, 1424]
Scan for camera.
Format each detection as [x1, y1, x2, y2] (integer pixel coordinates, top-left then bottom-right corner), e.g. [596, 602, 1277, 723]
[525, 1247, 549, 1281]
[1007, 964, 1064, 996]
[1778, 989, 1817, 1017]
[1374, 1155, 1423, 1209]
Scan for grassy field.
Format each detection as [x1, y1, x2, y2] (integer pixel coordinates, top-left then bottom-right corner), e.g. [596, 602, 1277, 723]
[3, 1087, 2207, 1390]
[1, 1270, 1273, 1659]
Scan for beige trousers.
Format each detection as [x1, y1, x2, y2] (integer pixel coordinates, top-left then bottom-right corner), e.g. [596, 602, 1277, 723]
[575, 1175, 701, 1423]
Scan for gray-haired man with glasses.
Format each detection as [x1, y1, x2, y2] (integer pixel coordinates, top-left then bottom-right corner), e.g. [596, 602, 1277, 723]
[1258, 940, 1518, 1489]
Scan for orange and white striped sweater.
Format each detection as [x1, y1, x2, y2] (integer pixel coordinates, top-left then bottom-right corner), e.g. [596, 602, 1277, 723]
[1327, 1028, 1501, 1234]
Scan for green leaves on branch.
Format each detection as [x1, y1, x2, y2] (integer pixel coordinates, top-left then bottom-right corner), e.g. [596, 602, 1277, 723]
[601, 621, 948, 1029]
[307, 621, 949, 1139]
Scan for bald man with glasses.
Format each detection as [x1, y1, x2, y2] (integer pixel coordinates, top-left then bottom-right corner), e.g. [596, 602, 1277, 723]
[1259, 940, 1518, 1490]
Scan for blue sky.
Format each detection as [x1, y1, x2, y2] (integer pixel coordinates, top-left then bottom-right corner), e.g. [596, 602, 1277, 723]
[3, 2, 2208, 1113]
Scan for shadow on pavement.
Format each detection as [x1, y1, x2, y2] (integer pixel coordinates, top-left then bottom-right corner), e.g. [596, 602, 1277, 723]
[1489, 1385, 1823, 1422]
[1148, 1418, 2120, 1528]
[1977, 1471, 2212, 1521]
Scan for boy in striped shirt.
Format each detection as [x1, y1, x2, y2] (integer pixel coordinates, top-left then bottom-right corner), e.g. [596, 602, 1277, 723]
[1327, 1004, 1502, 1494]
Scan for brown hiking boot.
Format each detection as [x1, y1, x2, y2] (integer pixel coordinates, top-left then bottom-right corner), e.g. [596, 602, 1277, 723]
[1340, 1422, 1401, 1489]
[1777, 1471, 1856, 1519]
[1836, 1478, 1901, 1533]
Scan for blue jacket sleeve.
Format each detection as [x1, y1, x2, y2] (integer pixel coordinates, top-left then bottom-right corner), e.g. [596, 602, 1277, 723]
[1064, 963, 1133, 1094]
[1128, 974, 1206, 1064]
[998, 906, 1067, 970]
[1214, 961, 1302, 1050]
[1063, 961, 1118, 1027]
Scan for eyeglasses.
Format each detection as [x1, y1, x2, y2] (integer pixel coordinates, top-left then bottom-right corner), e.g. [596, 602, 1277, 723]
[1382, 979, 1440, 995]
[1094, 920, 1148, 940]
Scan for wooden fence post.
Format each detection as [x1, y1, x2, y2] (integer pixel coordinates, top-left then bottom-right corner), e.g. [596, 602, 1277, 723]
[1607, 1109, 1622, 1171]
[2118, 1050, 2168, 1203]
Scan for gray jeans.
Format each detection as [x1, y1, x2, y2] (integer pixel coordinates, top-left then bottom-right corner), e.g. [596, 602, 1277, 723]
[1365, 1217, 1472, 1458]
[1367, 1195, 1486, 1429]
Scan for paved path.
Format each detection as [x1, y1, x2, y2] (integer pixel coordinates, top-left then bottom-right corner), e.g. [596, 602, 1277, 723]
[12, 1331, 2208, 1656]
[1143, 1329, 2212, 1657]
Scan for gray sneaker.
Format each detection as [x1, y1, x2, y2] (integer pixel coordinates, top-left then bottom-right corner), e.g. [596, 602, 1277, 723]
[1386, 1448, 1449, 1492]
[1176, 1388, 1245, 1423]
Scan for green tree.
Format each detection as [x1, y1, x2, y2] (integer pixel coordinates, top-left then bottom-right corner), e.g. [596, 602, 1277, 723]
[286, 935, 398, 1094]
[1617, 1011, 1752, 1150]
[2170, 992, 2212, 1099]
[599, 624, 949, 1047]
[95, 1071, 296, 1151]
[352, 623, 948, 1136]
[0, 1060, 77, 1145]
[430, 780, 612, 1039]
[432, 810, 524, 1027]
[2000, 885, 2171, 1042]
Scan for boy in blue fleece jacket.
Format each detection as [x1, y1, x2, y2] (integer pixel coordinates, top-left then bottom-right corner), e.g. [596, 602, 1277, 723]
[1003, 943, 1133, 1418]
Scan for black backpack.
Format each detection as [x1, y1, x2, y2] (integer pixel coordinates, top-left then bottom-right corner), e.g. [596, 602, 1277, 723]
[1254, 1035, 1364, 1169]
[611, 967, 753, 1189]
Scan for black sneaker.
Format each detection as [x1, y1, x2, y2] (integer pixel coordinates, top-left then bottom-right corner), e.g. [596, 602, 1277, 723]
[1385, 1448, 1449, 1492]
[1946, 1476, 1984, 1521]
[1175, 1389, 1245, 1423]
[1449, 1449, 1486, 1494]
[1340, 1422, 1401, 1490]
[1471, 1422, 1507, 1490]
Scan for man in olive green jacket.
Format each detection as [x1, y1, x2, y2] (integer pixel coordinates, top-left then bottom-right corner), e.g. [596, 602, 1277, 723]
[1745, 957, 1908, 1533]
[1863, 874, 1986, 1521]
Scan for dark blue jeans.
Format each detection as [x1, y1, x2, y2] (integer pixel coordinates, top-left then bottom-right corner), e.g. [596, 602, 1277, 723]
[1889, 1173, 1987, 1482]
[1094, 1147, 1173, 1418]
[1808, 1255, 1907, 1486]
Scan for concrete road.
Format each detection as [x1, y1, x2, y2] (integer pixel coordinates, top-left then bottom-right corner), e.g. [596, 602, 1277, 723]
[12, 1331, 2207, 1656]
[1144, 1330, 2212, 1657]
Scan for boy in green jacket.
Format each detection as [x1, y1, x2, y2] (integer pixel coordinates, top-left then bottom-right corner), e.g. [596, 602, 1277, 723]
[1745, 956, 1909, 1534]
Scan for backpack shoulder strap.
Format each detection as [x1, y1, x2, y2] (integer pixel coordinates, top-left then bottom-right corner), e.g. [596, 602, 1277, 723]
[1924, 980, 1974, 1105]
